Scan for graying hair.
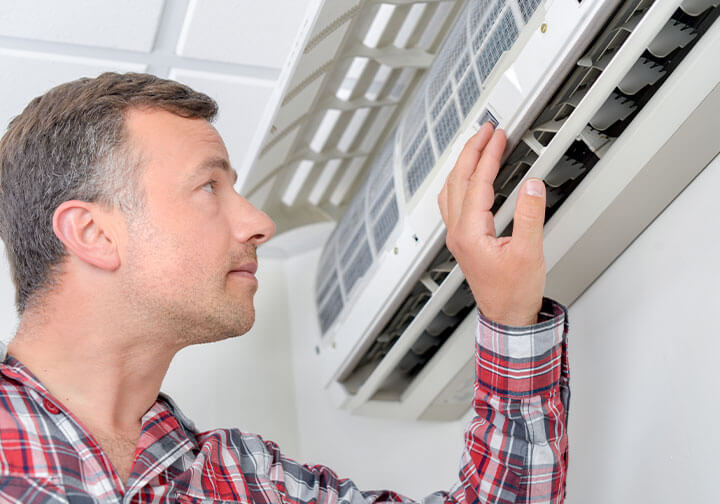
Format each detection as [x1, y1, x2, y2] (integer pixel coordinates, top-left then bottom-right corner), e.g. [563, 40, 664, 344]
[0, 72, 218, 314]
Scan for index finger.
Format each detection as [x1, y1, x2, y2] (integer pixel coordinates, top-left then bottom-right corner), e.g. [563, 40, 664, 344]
[448, 122, 496, 184]
[444, 122, 495, 230]
[459, 128, 507, 237]
[471, 127, 505, 186]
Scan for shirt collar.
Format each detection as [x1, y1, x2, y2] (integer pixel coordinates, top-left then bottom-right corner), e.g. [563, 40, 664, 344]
[1, 352, 55, 399]
[1, 352, 198, 449]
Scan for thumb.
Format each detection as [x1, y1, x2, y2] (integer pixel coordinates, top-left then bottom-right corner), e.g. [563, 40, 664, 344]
[511, 178, 546, 253]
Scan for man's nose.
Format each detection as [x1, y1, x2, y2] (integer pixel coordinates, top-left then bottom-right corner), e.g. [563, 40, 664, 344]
[232, 196, 276, 246]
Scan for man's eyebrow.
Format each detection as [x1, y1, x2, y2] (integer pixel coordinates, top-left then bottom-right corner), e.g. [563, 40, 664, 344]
[196, 158, 238, 185]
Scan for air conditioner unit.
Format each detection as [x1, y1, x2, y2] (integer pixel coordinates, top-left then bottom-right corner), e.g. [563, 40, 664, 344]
[245, 0, 720, 421]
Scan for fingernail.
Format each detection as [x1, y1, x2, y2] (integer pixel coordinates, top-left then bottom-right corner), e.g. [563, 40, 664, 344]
[525, 179, 545, 197]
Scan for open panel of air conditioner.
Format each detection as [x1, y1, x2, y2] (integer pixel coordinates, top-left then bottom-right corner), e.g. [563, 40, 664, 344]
[246, 0, 720, 420]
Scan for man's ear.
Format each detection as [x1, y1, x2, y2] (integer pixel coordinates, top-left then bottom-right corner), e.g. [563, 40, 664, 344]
[52, 200, 121, 271]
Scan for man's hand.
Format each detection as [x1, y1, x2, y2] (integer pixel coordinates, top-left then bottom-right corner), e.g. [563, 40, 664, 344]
[438, 123, 547, 326]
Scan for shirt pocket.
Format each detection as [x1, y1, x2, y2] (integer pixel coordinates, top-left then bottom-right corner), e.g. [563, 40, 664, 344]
[0, 474, 69, 503]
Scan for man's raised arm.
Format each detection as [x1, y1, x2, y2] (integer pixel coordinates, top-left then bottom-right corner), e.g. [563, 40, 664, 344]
[438, 123, 570, 503]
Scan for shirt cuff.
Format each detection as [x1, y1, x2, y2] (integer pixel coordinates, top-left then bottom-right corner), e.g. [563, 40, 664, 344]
[475, 298, 568, 398]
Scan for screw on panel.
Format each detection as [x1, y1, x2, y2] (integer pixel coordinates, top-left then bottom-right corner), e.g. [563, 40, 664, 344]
[540, 23, 548, 34]
[315, 345, 320, 355]
[331, 341, 337, 349]
[393, 247, 399, 255]
[412, 234, 419, 243]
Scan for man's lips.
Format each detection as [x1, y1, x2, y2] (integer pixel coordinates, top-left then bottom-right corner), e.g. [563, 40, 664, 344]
[230, 262, 257, 275]
[228, 262, 258, 280]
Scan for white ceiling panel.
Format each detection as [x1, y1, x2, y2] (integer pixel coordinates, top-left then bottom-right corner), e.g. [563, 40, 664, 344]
[178, 0, 314, 69]
[169, 68, 275, 189]
[0, 49, 146, 131]
[0, 0, 165, 52]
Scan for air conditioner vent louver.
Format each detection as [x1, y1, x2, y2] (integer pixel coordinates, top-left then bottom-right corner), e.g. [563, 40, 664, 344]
[492, 0, 719, 232]
[339, 246, 476, 391]
[340, 244, 477, 399]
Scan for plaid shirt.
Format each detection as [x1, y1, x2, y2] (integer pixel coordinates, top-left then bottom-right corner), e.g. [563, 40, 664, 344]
[0, 300, 569, 504]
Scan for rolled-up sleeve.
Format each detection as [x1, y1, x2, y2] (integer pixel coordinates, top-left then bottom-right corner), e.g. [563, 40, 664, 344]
[451, 298, 569, 504]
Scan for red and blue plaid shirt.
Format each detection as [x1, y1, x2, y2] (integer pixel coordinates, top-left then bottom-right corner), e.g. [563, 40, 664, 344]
[0, 300, 569, 503]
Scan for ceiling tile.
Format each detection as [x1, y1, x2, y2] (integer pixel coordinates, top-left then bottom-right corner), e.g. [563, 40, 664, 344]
[0, 0, 165, 52]
[0, 49, 146, 131]
[169, 68, 275, 188]
[178, 0, 314, 69]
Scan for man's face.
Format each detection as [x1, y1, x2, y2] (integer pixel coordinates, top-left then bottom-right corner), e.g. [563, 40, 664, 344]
[119, 108, 275, 345]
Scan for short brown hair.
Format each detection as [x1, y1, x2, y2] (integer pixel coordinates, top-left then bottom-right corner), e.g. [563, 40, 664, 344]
[0, 72, 218, 314]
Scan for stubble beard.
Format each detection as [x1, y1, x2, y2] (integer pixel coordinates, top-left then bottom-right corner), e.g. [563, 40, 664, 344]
[124, 262, 257, 348]
[123, 220, 257, 348]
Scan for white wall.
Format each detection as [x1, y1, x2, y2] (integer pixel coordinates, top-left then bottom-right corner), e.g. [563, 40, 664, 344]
[565, 154, 720, 502]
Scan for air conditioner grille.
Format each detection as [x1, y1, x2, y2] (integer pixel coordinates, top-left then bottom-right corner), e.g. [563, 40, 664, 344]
[370, 180, 394, 219]
[471, 1, 505, 53]
[458, 71, 482, 116]
[318, 130, 400, 326]
[319, 285, 344, 334]
[407, 140, 435, 196]
[342, 240, 373, 295]
[427, 14, 468, 100]
[317, 269, 338, 307]
[433, 103, 462, 154]
[477, 9, 519, 81]
[403, 124, 427, 167]
[316, 239, 337, 300]
[341, 227, 367, 266]
[520, 0, 544, 23]
[372, 197, 400, 251]
[400, 0, 526, 198]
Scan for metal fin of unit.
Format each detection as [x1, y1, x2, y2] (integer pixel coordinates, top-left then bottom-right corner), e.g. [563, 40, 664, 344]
[617, 57, 666, 94]
[589, 92, 638, 130]
[648, 19, 697, 57]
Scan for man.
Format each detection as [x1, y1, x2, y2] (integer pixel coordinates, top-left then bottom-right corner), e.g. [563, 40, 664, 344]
[0, 73, 568, 503]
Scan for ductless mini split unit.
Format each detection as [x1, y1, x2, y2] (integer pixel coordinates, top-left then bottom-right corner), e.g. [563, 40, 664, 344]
[245, 0, 720, 420]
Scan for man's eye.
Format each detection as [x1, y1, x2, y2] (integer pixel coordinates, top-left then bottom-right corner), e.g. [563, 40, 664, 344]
[201, 180, 217, 193]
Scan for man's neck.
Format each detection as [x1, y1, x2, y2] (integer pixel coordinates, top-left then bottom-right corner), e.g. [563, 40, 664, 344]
[7, 301, 181, 437]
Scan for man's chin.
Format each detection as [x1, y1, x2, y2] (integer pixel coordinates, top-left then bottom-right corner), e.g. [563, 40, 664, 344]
[179, 303, 255, 346]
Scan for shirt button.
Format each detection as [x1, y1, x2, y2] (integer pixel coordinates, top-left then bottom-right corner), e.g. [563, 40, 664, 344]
[43, 398, 61, 415]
